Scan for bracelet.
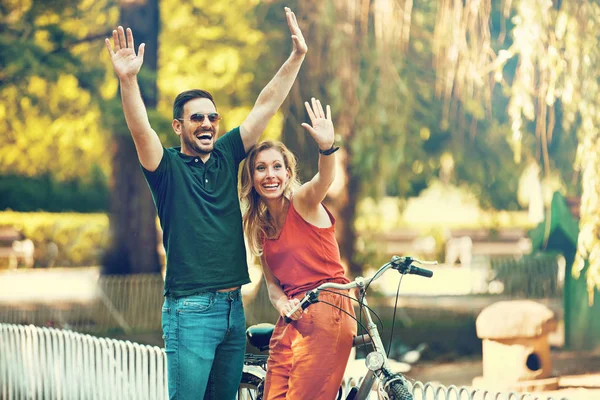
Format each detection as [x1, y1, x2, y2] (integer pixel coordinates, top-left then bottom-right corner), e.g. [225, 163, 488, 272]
[318, 144, 340, 156]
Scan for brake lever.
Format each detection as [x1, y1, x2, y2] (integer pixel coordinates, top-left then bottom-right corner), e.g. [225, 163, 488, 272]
[412, 258, 438, 266]
[391, 255, 438, 266]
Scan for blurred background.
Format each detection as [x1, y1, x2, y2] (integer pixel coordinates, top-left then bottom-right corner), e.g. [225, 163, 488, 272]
[1, 0, 600, 396]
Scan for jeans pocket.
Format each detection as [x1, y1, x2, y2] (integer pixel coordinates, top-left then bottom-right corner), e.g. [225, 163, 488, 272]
[161, 306, 171, 341]
[181, 292, 214, 313]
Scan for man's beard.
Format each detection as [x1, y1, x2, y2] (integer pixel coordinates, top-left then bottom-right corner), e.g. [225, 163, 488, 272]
[183, 128, 215, 155]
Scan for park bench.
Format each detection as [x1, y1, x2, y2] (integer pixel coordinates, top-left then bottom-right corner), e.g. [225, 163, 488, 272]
[445, 228, 532, 266]
[449, 228, 531, 256]
[371, 229, 437, 258]
[0, 226, 35, 269]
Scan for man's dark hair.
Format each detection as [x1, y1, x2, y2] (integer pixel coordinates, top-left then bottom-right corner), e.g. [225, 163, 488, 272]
[173, 89, 216, 120]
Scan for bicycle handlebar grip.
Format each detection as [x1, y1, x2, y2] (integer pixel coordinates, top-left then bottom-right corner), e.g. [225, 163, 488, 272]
[411, 265, 433, 278]
[283, 299, 312, 323]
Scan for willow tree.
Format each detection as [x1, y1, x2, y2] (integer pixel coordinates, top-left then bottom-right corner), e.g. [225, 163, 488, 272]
[432, 0, 600, 347]
[269, 0, 445, 276]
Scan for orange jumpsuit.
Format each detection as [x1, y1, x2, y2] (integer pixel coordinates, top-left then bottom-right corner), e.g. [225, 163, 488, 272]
[262, 201, 357, 400]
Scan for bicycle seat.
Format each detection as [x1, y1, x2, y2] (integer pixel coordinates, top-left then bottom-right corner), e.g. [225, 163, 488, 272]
[246, 323, 275, 351]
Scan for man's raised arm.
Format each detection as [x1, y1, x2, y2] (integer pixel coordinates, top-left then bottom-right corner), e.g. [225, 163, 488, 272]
[105, 26, 163, 171]
[240, 7, 308, 153]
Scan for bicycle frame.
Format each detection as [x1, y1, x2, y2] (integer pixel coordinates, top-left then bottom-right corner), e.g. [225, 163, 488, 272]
[285, 256, 436, 399]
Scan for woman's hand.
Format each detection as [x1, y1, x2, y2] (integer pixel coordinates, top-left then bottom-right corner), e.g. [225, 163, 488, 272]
[275, 297, 304, 321]
[301, 97, 334, 151]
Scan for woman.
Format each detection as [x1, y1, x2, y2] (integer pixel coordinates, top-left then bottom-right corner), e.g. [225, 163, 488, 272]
[240, 97, 356, 399]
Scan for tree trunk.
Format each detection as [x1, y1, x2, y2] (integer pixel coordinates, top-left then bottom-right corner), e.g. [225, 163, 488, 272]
[326, 0, 363, 277]
[281, 0, 327, 184]
[280, 0, 363, 277]
[337, 166, 360, 276]
[103, 0, 160, 275]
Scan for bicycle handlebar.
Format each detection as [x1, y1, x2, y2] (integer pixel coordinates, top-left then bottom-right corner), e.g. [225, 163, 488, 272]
[284, 255, 436, 323]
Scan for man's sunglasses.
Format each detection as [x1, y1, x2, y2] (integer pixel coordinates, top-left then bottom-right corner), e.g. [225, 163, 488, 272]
[177, 112, 221, 123]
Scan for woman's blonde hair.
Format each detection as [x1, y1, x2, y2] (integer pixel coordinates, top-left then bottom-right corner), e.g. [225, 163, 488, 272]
[240, 140, 300, 256]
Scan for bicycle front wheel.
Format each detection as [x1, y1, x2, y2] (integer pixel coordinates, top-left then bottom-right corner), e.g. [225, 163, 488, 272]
[384, 379, 413, 400]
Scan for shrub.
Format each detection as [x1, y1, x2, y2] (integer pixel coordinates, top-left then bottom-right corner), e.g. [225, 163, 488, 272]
[0, 211, 109, 267]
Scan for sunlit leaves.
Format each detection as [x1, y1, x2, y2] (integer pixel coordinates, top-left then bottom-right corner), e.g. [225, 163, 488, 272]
[157, 0, 266, 115]
[551, 2, 600, 297]
[0, 74, 109, 181]
[0, 0, 114, 185]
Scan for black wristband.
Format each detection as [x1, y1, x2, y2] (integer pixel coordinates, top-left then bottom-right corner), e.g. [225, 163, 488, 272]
[318, 144, 340, 156]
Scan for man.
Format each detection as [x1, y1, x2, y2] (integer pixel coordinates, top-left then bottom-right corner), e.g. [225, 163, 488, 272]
[104, 7, 307, 399]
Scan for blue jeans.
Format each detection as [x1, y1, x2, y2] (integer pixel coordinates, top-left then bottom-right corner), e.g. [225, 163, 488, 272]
[162, 288, 246, 400]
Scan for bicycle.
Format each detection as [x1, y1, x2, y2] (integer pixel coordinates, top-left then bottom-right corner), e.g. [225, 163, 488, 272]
[238, 255, 435, 400]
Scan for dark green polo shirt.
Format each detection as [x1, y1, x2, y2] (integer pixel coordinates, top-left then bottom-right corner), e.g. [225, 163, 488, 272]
[142, 127, 250, 297]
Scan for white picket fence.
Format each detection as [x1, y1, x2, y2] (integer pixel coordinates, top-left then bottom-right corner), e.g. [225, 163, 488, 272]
[0, 323, 167, 400]
[0, 323, 569, 400]
[406, 383, 568, 400]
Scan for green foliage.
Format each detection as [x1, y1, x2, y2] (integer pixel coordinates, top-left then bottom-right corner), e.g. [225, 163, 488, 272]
[156, 0, 280, 137]
[0, 0, 113, 189]
[1, 0, 82, 86]
[452, 121, 522, 210]
[0, 211, 109, 267]
[1, 0, 281, 212]
[0, 169, 108, 212]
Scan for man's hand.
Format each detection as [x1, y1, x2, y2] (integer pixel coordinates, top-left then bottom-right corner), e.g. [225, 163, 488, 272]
[285, 7, 308, 57]
[301, 97, 334, 151]
[104, 26, 162, 171]
[105, 26, 145, 80]
[240, 7, 307, 152]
